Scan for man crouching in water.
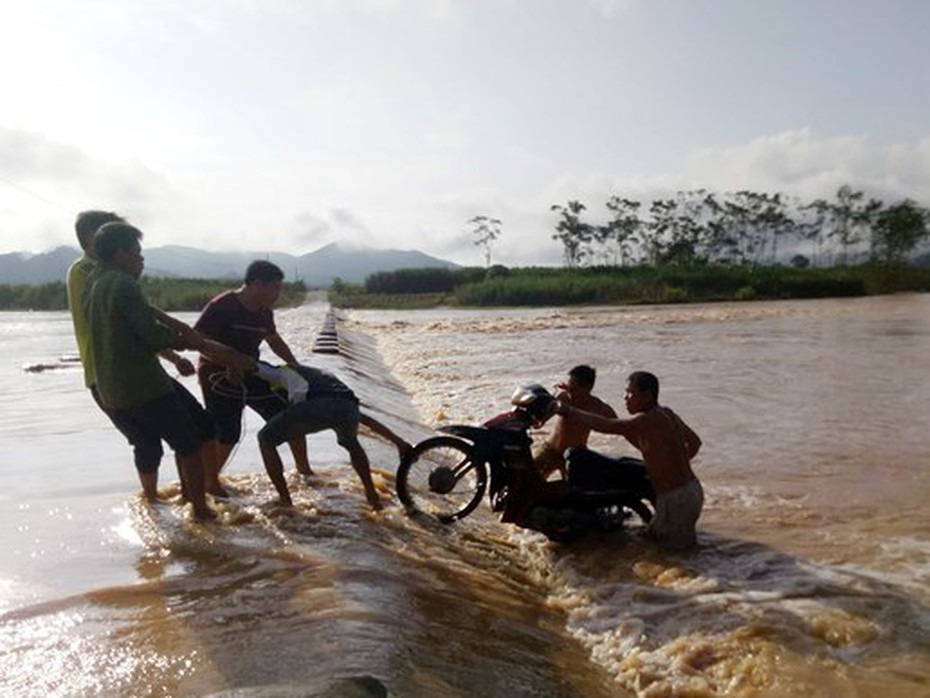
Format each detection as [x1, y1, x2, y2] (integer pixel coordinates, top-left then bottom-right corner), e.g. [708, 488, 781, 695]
[554, 371, 703, 550]
[249, 360, 411, 511]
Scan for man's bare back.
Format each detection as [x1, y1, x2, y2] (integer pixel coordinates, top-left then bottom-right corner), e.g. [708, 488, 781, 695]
[548, 391, 616, 452]
[619, 406, 699, 492]
[534, 365, 616, 479]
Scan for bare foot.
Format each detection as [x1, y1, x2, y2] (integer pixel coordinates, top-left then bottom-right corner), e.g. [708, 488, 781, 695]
[367, 492, 384, 511]
[295, 466, 315, 476]
[193, 505, 218, 521]
[207, 484, 231, 499]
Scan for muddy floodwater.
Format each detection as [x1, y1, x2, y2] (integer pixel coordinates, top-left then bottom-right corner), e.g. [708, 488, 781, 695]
[2, 294, 929, 696]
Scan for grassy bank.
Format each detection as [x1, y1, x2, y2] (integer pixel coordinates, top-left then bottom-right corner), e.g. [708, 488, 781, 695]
[329, 263, 930, 309]
[0, 278, 308, 312]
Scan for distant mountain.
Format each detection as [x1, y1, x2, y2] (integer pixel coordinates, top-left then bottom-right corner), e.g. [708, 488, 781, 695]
[0, 242, 458, 287]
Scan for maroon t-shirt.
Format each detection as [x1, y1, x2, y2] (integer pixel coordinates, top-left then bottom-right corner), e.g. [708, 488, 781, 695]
[195, 290, 276, 382]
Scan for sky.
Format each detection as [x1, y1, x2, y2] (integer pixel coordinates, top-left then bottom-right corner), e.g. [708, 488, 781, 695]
[1, 0, 929, 267]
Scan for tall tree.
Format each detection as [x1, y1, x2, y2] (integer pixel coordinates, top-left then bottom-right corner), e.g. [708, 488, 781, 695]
[665, 189, 711, 266]
[468, 215, 502, 268]
[800, 198, 830, 266]
[871, 200, 929, 265]
[754, 192, 796, 265]
[643, 198, 677, 265]
[550, 200, 594, 268]
[603, 196, 642, 266]
[827, 185, 868, 265]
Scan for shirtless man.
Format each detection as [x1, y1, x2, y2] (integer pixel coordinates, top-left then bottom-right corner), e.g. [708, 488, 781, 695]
[533, 365, 616, 480]
[554, 371, 703, 550]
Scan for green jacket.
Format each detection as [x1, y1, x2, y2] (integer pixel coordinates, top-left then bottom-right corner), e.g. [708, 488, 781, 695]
[83, 265, 179, 409]
[66, 254, 98, 388]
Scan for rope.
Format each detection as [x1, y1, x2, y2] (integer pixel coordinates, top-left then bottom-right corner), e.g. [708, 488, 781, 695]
[206, 370, 287, 470]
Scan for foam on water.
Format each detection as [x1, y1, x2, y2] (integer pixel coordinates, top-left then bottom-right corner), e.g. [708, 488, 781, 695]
[350, 298, 930, 696]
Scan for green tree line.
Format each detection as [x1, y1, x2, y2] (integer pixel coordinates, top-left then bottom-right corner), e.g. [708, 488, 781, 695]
[0, 278, 307, 312]
[330, 263, 930, 308]
[548, 186, 929, 269]
[328, 184, 930, 308]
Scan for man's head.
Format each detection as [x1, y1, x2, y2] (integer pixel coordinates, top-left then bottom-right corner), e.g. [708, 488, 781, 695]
[74, 210, 124, 254]
[243, 260, 285, 307]
[93, 222, 144, 278]
[567, 365, 596, 393]
[625, 371, 659, 414]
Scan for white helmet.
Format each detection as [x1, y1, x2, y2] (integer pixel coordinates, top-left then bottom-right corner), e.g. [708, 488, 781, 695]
[510, 383, 553, 420]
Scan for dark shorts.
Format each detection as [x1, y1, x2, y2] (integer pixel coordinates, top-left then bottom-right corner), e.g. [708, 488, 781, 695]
[108, 380, 215, 473]
[91, 384, 157, 473]
[200, 371, 288, 444]
[565, 447, 651, 492]
[258, 396, 360, 450]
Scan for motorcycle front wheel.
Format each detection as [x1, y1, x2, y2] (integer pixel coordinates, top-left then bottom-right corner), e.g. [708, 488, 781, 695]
[396, 436, 487, 523]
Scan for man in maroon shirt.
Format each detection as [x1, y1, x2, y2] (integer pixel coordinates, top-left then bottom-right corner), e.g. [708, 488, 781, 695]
[195, 260, 310, 495]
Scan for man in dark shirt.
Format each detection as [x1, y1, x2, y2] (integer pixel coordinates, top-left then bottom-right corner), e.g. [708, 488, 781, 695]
[194, 261, 310, 496]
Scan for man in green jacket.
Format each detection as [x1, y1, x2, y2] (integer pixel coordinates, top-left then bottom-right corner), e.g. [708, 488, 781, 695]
[67, 210, 200, 501]
[84, 221, 249, 519]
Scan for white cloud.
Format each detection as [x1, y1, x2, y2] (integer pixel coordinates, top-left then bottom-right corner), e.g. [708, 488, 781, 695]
[538, 129, 930, 217]
[0, 127, 196, 250]
[3, 122, 929, 266]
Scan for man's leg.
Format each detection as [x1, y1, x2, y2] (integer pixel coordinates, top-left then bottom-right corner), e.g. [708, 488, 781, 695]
[287, 435, 313, 475]
[346, 442, 382, 510]
[139, 470, 160, 502]
[173, 453, 190, 501]
[259, 436, 293, 506]
[251, 391, 313, 476]
[176, 448, 216, 520]
[201, 377, 245, 495]
[97, 389, 167, 502]
[205, 440, 234, 496]
[158, 381, 218, 518]
[358, 412, 412, 459]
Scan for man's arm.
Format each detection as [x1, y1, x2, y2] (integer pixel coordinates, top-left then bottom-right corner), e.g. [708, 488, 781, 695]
[148, 307, 251, 373]
[158, 348, 195, 376]
[150, 308, 192, 373]
[266, 332, 298, 365]
[359, 412, 413, 458]
[555, 401, 634, 437]
[152, 307, 189, 335]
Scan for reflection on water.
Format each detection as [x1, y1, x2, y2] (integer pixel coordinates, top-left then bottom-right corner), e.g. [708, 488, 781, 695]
[1, 296, 929, 696]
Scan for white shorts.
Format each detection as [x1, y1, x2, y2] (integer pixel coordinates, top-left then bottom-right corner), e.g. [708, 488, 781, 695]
[646, 478, 704, 550]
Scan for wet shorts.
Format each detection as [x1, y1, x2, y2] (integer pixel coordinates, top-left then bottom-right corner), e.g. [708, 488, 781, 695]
[258, 396, 361, 450]
[201, 371, 289, 445]
[646, 478, 704, 550]
[109, 380, 215, 473]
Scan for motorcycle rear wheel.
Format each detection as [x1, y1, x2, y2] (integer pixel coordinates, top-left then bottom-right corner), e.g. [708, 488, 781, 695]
[625, 498, 654, 524]
[396, 436, 487, 523]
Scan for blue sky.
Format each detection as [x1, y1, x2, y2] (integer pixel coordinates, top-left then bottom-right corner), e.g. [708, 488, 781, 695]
[1, 0, 928, 266]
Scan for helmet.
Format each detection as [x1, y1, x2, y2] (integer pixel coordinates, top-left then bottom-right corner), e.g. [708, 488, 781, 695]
[510, 383, 554, 421]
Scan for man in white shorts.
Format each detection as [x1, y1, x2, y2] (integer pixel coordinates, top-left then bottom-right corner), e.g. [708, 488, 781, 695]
[554, 370, 703, 550]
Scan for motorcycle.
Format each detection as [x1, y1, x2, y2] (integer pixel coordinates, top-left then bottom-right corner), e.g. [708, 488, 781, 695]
[395, 384, 656, 542]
